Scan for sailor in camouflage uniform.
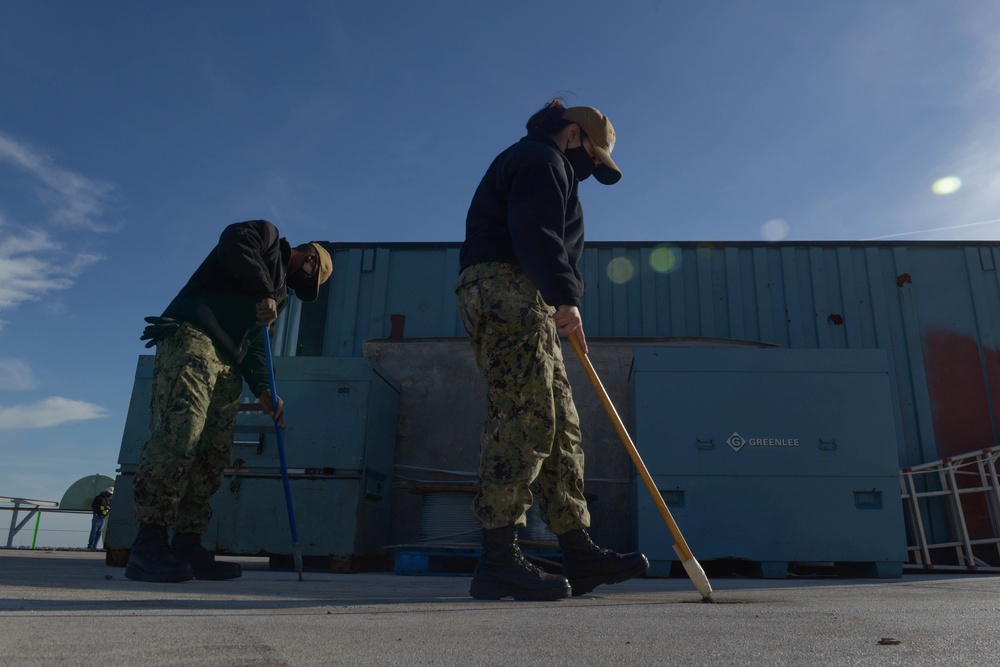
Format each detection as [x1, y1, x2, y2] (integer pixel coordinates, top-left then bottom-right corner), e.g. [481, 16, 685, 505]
[457, 101, 649, 600]
[126, 220, 332, 583]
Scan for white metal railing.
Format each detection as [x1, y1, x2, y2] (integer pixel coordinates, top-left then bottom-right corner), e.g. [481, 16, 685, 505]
[900, 447, 1000, 572]
[0, 498, 93, 550]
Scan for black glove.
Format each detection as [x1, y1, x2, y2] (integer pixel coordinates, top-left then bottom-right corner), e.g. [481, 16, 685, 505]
[140, 316, 181, 348]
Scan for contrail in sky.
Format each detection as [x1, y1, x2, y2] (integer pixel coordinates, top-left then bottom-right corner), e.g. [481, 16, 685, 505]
[865, 218, 1000, 240]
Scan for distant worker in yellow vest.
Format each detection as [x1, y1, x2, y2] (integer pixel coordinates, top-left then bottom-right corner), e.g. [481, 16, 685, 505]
[87, 486, 113, 550]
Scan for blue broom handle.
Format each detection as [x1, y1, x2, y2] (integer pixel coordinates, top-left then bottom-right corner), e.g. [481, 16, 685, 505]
[261, 327, 300, 544]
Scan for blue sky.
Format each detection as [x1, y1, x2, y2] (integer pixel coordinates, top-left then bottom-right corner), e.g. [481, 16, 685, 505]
[2, 1, 1000, 532]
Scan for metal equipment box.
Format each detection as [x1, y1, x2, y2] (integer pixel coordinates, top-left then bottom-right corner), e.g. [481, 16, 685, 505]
[106, 355, 400, 571]
[630, 347, 906, 578]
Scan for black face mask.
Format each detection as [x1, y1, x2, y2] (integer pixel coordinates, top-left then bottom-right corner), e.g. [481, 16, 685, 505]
[287, 263, 314, 294]
[565, 145, 595, 181]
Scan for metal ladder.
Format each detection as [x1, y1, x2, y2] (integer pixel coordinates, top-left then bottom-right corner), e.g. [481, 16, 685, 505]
[900, 447, 1000, 571]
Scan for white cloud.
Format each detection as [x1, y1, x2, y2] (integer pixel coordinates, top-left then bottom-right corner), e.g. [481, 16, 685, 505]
[0, 397, 108, 430]
[0, 132, 119, 233]
[0, 132, 116, 312]
[0, 359, 38, 391]
[0, 226, 102, 309]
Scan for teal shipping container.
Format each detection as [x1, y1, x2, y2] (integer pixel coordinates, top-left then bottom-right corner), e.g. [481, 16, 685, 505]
[288, 240, 1000, 569]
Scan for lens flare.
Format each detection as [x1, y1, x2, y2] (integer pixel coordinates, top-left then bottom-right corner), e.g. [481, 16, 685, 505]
[607, 257, 635, 284]
[649, 246, 679, 273]
[931, 176, 962, 195]
[762, 218, 790, 241]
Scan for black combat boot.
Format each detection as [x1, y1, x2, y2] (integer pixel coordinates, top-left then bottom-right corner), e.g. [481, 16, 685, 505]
[470, 525, 572, 601]
[171, 532, 242, 580]
[125, 523, 194, 583]
[558, 528, 649, 596]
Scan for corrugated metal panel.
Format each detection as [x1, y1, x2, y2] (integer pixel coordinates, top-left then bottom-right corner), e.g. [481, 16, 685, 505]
[304, 240, 1000, 470]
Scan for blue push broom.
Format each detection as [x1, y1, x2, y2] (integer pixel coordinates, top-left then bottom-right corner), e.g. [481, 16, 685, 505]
[262, 326, 304, 581]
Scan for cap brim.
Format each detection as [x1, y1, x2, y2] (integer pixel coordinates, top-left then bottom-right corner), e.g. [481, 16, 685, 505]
[292, 242, 332, 303]
[592, 147, 621, 185]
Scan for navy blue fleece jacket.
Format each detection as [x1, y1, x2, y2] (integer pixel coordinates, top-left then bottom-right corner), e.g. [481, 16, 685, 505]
[160, 219, 288, 395]
[459, 128, 584, 307]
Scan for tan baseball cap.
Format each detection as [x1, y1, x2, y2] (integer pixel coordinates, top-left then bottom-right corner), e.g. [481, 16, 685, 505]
[561, 106, 621, 185]
[294, 242, 333, 302]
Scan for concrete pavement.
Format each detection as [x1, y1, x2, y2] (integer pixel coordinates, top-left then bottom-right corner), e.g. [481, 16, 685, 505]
[1, 548, 998, 666]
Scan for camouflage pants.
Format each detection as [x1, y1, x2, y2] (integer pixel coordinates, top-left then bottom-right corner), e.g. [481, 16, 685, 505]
[132, 323, 243, 534]
[455, 262, 590, 535]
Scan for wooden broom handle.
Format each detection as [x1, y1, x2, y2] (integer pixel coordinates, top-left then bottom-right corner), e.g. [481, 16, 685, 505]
[568, 333, 695, 561]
